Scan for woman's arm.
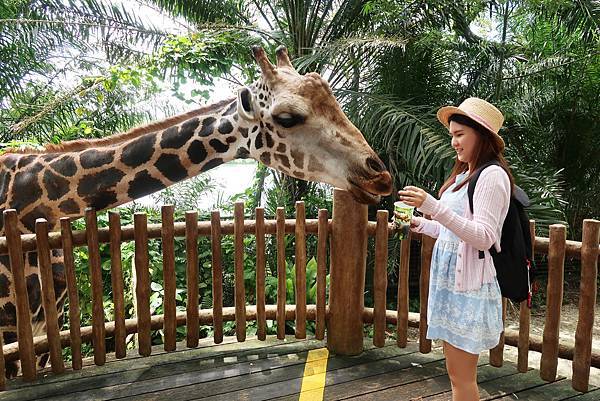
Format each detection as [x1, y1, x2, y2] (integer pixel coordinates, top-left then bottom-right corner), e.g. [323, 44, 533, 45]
[418, 167, 510, 250]
[411, 216, 441, 238]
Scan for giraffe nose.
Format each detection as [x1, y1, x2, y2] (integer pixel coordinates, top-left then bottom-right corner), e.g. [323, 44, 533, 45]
[366, 156, 386, 173]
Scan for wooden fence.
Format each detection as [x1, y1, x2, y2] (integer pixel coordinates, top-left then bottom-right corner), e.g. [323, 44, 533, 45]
[0, 189, 598, 393]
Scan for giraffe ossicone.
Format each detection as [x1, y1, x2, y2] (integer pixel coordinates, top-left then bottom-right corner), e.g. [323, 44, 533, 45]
[0, 46, 392, 377]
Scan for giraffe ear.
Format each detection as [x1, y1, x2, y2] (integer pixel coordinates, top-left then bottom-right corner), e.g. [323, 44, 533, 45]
[237, 87, 257, 120]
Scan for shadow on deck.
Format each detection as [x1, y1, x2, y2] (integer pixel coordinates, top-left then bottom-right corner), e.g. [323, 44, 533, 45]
[2, 337, 598, 401]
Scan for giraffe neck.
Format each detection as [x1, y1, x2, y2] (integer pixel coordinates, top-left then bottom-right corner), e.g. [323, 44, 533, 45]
[0, 97, 255, 233]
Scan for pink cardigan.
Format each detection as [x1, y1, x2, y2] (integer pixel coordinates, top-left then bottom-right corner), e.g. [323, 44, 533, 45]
[412, 165, 511, 291]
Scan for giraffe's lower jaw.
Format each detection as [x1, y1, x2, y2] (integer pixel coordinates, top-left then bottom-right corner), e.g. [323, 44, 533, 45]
[347, 182, 382, 204]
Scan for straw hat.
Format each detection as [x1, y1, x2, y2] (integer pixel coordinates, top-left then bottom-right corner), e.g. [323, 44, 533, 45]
[437, 97, 505, 148]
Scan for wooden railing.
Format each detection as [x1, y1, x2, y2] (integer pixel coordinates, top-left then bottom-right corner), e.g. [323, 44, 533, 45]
[0, 189, 598, 393]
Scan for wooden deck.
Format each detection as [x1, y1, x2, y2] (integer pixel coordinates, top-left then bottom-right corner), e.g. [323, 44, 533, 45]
[3, 336, 598, 400]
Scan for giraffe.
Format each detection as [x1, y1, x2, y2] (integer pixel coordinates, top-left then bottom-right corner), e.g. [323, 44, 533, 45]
[0, 46, 392, 377]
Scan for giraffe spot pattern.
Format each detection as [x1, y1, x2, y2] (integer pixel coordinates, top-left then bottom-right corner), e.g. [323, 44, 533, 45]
[80, 149, 115, 169]
[154, 154, 188, 183]
[226, 136, 236, 144]
[9, 169, 43, 211]
[235, 148, 250, 159]
[0, 274, 10, 298]
[265, 133, 274, 148]
[3, 155, 18, 170]
[90, 191, 118, 211]
[239, 127, 248, 138]
[177, 118, 200, 141]
[43, 169, 70, 201]
[274, 154, 291, 168]
[198, 117, 216, 137]
[201, 158, 224, 172]
[260, 152, 271, 165]
[291, 149, 305, 169]
[308, 154, 325, 172]
[34, 306, 45, 322]
[59, 198, 80, 214]
[209, 138, 229, 153]
[121, 134, 157, 168]
[50, 156, 77, 177]
[187, 140, 208, 164]
[38, 353, 50, 368]
[78, 168, 125, 210]
[0, 168, 12, 204]
[17, 155, 36, 168]
[255, 133, 263, 149]
[293, 171, 305, 179]
[161, 118, 198, 149]
[42, 153, 60, 162]
[27, 274, 41, 314]
[0, 255, 9, 271]
[28, 251, 37, 266]
[0, 302, 16, 326]
[276, 143, 286, 153]
[127, 170, 166, 199]
[22, 205, 54, 233]
[78, 168, 125, 197]
[52, 263, 66, 297]
[218, 119, 234, 134]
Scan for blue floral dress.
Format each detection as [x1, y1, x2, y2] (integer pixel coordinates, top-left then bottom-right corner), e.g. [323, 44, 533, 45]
[426, 172, 503, 354]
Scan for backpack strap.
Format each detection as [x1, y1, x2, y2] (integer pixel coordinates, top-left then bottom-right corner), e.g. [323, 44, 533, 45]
[467, 160, 501, 259]
[467, 160, 501, 214]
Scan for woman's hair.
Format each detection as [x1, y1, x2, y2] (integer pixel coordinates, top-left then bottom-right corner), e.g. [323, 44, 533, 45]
[438, 113, 514, 197]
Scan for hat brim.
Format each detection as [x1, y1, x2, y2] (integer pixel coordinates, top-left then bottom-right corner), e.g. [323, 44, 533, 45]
[436, 105, 505, 148]
[436, 106, 463, 128]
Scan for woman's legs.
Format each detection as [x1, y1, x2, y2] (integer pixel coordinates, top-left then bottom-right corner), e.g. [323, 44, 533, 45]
[443, 341, 480, 401]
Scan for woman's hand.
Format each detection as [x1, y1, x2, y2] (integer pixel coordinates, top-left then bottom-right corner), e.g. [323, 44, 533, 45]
[398, 186, 428, 208]
[410, 216, 422, 228]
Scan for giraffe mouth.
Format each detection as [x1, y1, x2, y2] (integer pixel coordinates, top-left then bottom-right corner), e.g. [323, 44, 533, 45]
[348, 180, 382, 204]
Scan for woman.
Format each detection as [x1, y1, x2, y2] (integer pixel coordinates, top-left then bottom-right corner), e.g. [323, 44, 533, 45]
[398, 97, 513, 401]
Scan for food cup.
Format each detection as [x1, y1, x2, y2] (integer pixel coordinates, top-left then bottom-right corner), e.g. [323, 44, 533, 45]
[393, 201, 415, 239]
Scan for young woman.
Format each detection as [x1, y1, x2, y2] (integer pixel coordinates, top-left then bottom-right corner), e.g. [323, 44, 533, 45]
[398, 97, 514, 401]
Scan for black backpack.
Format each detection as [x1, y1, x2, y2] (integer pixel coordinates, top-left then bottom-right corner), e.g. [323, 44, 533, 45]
[467, 161, 536, 307]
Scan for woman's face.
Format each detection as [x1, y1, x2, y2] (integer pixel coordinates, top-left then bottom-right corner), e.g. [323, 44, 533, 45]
[449, 120, 479, 165]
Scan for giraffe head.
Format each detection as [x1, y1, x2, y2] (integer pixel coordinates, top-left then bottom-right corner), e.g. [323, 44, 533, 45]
[235, 46, 392, 204]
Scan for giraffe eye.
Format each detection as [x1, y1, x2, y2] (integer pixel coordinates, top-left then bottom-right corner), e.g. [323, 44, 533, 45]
[273, 113, 305, 128]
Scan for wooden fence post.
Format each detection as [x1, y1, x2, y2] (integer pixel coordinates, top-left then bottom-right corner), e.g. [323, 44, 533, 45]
[85, 208, 105, 366]
[161, 205, 177, 352]
[295, 201, 307, 339]
[185, 211, 199, 348]
[540, 224, 566, 381]
[108, 212, 126, 359]
[419, 234, 435, 353]
[134, 212, 151, 357]
[327, 189, 368, 355]
[316, 209, 328, 341]
[35, 219, 65, 374]
[373, 210, 388, 348]
[60, 217, 83, 369]
[396, 231, 411, 348]
[572, 219, 600, 391]
[517, 220, 535, 372]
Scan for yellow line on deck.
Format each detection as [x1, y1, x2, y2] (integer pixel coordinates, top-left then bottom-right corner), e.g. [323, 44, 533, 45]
[298, 348, 329, 401]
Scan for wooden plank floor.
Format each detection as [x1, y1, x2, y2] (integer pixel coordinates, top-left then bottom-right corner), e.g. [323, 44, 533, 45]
[3, 336, 598, 400]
